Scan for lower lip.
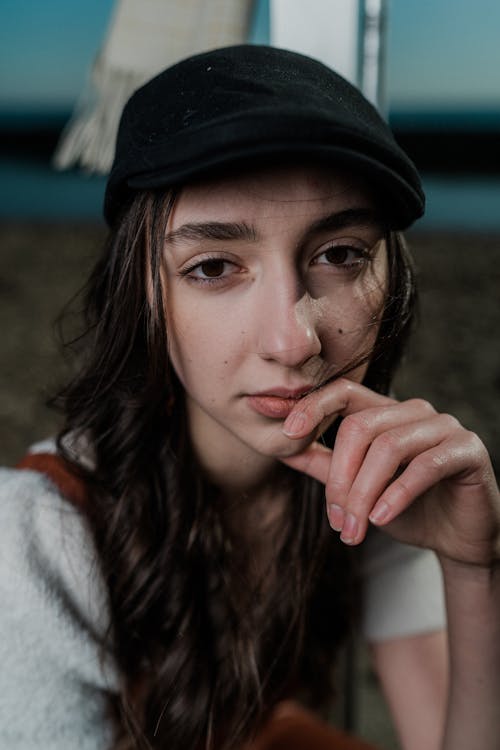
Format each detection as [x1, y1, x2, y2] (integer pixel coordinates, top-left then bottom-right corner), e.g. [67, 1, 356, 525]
[246, 395, 300, 419]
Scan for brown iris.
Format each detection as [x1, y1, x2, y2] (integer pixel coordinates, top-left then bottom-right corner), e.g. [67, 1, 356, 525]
[324, 246, 350, 265]
[200, 260, 225, 277]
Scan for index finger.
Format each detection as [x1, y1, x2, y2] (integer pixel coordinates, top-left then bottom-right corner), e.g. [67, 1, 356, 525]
[282, 378, 396, 438]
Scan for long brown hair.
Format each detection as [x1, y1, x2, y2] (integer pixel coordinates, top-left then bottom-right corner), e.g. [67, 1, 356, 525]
[54, 190, 416, 749]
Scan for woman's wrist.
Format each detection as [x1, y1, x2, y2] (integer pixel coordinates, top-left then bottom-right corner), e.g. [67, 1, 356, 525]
[437, 554, 500, 584]
[438, 554, 500, 636]
[438, 553, 500, 585]
[438, 552, 500, 750]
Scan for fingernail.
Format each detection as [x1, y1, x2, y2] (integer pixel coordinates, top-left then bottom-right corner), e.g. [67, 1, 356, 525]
[340, 513, 358, 544]
[328, 504, 345, 532]
[369, 501, 391, 525]
[283, 412, 306, 436]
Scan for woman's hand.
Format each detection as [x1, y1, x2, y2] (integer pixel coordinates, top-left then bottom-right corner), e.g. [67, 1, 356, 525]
[279, 378, 500, 566]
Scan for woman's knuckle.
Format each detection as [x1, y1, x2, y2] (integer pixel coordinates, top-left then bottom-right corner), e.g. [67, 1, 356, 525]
[338, 377, 354, 393]
[413, 451, 444, 475]
[439, 413, 461, 431]
[325, 477, 347, 503]
[341, 413, 370, 437]
[409, 397, 436, 415]
[393, 478, 413, 505]
[465, 429, 487, 456]
[373, 429, 401, 454]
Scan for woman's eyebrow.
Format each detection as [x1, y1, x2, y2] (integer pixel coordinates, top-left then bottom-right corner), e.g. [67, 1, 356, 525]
[164, 209, 380, 247]
[164, 221, 257, 246]
[305, 208, 381, 238]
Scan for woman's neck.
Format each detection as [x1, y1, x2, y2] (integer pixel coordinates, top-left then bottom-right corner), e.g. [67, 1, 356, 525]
[188, 422, 287, 498]
[192, 430, 293, 563]
[218, 474, 291, 591]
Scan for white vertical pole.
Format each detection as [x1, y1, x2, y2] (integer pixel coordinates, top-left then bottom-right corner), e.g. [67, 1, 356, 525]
[270, 0, 361, 86]
[269, 0, 388, 111]
[360, 0, 387, 109]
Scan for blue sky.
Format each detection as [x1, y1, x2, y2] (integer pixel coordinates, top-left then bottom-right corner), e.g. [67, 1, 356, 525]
[1, 0, 499, 111]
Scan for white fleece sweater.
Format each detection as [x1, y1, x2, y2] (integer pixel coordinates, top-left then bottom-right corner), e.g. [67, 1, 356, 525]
[0, 467, 118, 749]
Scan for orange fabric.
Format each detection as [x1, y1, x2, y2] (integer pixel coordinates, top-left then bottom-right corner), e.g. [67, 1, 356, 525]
[16, 452, 89, 511]
[249, 702, 380, 750]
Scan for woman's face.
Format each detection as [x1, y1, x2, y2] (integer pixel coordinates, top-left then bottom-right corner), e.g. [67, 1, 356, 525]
[161, 164, 388, 484]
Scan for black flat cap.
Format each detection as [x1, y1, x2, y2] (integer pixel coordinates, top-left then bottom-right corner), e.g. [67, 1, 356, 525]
[104, 44, 424, 228]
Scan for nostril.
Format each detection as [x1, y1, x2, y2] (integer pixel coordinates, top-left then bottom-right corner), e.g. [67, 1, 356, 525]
[258, 330, 321, 367]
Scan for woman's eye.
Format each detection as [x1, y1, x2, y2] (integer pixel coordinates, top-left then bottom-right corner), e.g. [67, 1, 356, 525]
[313, 244, 368, 268]
[182, 258, 237, 282]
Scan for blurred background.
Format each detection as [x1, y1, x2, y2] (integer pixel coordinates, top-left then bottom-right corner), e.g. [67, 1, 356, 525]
[2, 0, 500, 225]
[1, 1, 499, 747]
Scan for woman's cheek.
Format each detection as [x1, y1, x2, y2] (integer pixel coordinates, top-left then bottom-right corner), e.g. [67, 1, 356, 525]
[319, 299, 380, 374]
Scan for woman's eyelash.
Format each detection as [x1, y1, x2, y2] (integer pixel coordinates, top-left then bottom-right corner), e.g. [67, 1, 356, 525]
[179, 256, 235, 282]
[312, 244, 372, 267]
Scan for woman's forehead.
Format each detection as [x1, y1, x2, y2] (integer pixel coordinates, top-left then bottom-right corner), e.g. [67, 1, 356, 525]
[168, 163, 377, 229]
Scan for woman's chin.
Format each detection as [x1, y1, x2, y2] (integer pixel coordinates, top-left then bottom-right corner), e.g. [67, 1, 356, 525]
[252, 424, 315, 460]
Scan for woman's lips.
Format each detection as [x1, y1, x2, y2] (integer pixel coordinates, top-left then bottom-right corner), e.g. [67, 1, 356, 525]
[246, 389, 311, 419]
[247, 395, 300, 419]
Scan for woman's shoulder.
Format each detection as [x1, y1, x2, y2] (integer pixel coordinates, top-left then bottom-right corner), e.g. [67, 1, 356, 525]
[0, 449, 108, 633]
[0, 458, 81, 545]
[0, 457, 118, 746]
[0, 457, 110, 638]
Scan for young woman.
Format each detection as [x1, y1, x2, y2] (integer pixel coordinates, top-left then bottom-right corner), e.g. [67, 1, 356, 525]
[1, 45, 499, 750]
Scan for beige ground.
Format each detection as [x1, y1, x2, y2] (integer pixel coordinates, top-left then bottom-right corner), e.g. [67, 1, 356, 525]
[1, 222, 499, 748]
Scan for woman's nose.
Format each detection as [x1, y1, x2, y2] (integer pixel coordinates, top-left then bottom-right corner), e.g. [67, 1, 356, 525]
[257, 282, 322, 368]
